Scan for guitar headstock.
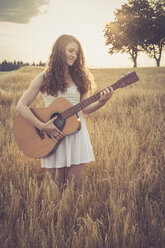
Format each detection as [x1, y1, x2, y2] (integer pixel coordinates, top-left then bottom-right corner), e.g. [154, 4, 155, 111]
[112, 71, 139, 90]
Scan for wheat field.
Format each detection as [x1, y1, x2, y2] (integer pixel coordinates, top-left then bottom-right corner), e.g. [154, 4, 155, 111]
[0, 66, 165, 248]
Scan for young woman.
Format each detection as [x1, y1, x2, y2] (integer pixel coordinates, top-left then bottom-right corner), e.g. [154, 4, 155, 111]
[16, 34, 113, 191]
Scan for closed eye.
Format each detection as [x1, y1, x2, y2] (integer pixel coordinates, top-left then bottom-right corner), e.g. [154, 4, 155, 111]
[69, 49, 79, 55]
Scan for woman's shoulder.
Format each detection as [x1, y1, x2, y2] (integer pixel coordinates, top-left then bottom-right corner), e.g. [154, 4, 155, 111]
[37, 71, 46, 79]
[32, 71, 45, 80]
[30, 71, 45, 89]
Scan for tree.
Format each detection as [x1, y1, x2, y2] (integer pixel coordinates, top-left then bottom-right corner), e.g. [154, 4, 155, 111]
[104, 0, 165, 67]
[141, 0, 165, 67]
[39, 60, 45, 66]
[104, 0, 149, 67]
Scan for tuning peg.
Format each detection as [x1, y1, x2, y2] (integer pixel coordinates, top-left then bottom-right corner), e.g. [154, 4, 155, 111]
[134, 82, 136, 86]
[130, 84, 132, 88]
[127, 71, 131, 74]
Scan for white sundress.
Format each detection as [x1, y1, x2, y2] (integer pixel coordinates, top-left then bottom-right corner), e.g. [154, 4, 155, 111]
[41, 84, 95, 168]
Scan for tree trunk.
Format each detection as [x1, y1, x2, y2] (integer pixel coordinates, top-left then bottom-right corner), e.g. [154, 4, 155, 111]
[133, 58, 137, 68]
[130, 49, 138, 68]
[153, 45, 162, 67]
[155, 57, 160, 67]
[130, 54, 137, 68]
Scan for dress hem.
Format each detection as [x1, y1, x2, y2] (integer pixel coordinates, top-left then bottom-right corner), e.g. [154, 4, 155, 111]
[41, 158, 95, 169]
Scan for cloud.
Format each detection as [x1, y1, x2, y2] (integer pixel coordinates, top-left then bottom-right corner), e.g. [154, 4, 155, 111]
[0, 0, 50, 24]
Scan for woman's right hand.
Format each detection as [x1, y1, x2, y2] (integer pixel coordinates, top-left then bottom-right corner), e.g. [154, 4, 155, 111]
[41, 117, 65, 141]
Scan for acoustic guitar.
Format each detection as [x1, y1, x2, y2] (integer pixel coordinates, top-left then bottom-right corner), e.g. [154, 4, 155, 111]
[13, 71, 139, 158]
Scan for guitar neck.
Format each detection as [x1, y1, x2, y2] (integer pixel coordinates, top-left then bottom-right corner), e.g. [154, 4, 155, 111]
[61, 83, 118, 120]
[61, 71, 139, 120]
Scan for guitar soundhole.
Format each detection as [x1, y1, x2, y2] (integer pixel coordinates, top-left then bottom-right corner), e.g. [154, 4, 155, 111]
[50, 113, 66, 131]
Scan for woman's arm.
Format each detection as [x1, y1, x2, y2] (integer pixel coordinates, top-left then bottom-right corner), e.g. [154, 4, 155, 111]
[16, 72, 45, 129]
[16, 72, 64, 139]
[81, 87, 113, 115]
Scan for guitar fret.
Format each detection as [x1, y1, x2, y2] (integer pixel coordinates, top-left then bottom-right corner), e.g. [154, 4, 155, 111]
[75, 104, 80, 112]
[85, 98, 90, 106]
[81, 101, 86, 108]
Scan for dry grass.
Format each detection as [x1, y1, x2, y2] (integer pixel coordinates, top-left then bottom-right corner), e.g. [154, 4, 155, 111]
[0, 66, 165, 248]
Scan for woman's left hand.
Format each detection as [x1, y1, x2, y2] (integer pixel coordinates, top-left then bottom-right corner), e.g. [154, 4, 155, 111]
[99, 86, 113, 105]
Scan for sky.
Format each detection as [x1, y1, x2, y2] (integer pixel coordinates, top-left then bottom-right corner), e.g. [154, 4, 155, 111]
[0, 0, 164, 68]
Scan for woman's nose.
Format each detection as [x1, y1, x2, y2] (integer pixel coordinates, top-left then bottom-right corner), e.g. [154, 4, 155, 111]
[72, 52, 77, 58]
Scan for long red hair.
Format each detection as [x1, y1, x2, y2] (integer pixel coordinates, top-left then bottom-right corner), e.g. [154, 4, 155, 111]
[40, 34, 95, 96]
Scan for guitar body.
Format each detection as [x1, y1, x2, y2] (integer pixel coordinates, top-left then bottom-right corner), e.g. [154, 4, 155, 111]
[13, 97, 81, 158]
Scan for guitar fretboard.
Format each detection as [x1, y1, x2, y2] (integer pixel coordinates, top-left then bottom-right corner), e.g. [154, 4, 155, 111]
[61, 71, 139, 120]
[61, 83, 118, 120]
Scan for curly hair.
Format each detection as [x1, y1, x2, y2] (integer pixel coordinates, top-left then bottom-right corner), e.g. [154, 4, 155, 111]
[40, 34, 95, 96]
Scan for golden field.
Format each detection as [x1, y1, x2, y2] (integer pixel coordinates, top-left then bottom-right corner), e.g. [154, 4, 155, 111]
[0, 66, 165, 248]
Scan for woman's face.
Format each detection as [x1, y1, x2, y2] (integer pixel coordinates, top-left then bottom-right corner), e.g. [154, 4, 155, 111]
[65, 42, 79, 66]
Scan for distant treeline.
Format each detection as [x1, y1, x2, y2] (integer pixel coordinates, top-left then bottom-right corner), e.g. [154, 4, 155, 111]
[0, 60, 46, 71]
